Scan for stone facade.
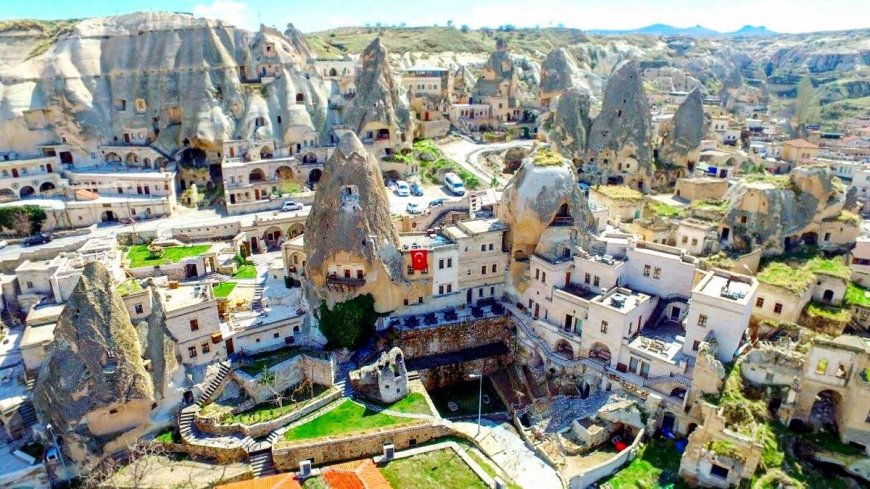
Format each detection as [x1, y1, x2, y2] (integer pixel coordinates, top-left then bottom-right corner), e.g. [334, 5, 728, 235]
[350, 347, 410, 404]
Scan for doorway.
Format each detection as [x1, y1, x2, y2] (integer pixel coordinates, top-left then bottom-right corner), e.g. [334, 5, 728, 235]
[225, 338, 235, 355]
[466, 289, 473, 305]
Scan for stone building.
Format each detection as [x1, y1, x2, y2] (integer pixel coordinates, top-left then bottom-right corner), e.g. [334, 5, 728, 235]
[349, 347, 409, 404]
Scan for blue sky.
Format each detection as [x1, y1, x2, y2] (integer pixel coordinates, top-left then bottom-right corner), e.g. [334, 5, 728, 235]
[5, 0, 869, 33]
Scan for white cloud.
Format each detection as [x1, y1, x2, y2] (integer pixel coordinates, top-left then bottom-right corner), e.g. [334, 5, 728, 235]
[192, 0, 256, 30]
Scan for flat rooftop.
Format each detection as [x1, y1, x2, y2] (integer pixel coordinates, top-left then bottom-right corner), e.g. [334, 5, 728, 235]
[593, 288, 647, 313]
[20, 322, 56, 348]
[443, 218, 507, 239]
[629, 324, 685, 363]
[26, 304, 66, 326]
[696, 272, 755, 302]
[399, 232, 454, 250]
[160, 283, 212, 311]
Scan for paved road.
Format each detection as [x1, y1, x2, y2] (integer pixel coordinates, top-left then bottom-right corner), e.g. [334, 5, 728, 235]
[437, 138, 535, 188]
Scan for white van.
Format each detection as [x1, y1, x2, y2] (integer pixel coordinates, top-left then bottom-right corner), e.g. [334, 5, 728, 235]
[443, 172, 466, 196]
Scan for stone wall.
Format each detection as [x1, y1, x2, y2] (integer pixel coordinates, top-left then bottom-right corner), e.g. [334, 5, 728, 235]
[233, 354, 334, 403]
[568, 428, 645, 489]
[418, 353, 513, 390]
[272, 422, 451, 470]
[380, 315, 513, 358]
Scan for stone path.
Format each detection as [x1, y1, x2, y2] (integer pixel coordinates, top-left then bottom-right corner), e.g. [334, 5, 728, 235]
[453, 419, 563, 489]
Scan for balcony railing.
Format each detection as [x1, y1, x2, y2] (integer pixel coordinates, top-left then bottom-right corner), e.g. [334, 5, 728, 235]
[327, 275, 365, 287]
[550, 216, 574, 227]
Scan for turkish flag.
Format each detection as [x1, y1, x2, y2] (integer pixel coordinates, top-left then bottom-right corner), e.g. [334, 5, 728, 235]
[410, 249, 429, 271]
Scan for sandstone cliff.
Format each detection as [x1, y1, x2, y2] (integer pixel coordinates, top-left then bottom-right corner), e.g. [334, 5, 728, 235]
[658, 88, 706, 168]
[548, 88, 593, 164]
[0, 12, 329, 157]
[33, 262, 157, 468]
[585, 60, 653, 191]
[341, 38, 414, 147]
[539, 48, 594, 103]
[498, 147, 595, 294]
[303, 132, 405, 313]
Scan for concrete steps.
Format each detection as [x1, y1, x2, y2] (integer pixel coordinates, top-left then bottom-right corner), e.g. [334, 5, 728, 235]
[198, 360, 231, 406]
[178, 405, 201, 442]
[249, 451, 276, 477]
[18, 402, 37, 427]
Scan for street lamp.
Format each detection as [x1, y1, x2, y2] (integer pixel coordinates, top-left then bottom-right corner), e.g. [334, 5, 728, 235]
[467, 372, 483, 437]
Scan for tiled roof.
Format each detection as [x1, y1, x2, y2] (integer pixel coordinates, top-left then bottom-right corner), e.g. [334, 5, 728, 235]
[322, 459, 391, 489]
[215, 473, 302, 489]
[785, 138, 819, 149]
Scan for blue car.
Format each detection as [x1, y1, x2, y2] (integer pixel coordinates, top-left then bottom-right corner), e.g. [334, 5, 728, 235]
[410, 182, 424, 196]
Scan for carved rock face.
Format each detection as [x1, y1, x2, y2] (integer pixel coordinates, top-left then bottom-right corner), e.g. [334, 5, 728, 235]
[659, 88, 705, 167]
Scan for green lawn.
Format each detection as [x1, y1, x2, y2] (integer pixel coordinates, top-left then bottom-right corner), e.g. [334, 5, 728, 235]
[212, 281, 237, 298]
[647, 201, 687, 219]
[240, 346, 309, 376]
[226, 385, 328, 425]
[756, 262, 815, 294]
[806, 256, 851, 280]
[805, 302, 851, 322]
[600, 437, 688, 489]
[233, 264, 257, 279]
[370, 392, 431, 415]
[282, 394, 429, 442]
[381, 448, 488, 489]
[126, 244, 211, 268]
[117, 279, 142, 296]
[428, 379, 506, 418]
[845, 282, 870, 307]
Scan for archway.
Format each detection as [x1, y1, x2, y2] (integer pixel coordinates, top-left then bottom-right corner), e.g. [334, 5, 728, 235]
[125, 153, 139, 164]
[0, 189, 16, 201]
[302, 152, 318, 164]
[328, 67, 337, 77]
[823, 289, 835, 303]
[287, 222, 304, 238]
[809, 389, 843, 432]
[554, 339, 574, 360]
[260, 145, 274, 159]
[249, 168, 266, 183]
[275, 166, 294, 183]
[143, 158, 151, 169]
[670, 387, 687, 399]
[589, 342, 612, 364]
[308, 168, 322, 185]
[19, 186, 35, 198]
[262, 226, 283, 250]
[296, 93, 304, 104]
[105, 152, 121, 163]
[39, 182, 56, 193]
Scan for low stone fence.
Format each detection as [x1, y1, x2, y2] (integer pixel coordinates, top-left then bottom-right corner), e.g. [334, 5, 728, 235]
[567, 428, 645, 489]
[195, 388, 342, 438]
[272, 422, 452, 471]
[232, 353, 334, 403]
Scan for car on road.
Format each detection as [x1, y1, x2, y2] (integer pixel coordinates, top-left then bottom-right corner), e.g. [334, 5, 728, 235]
[395, 180, 410, 197]
[406, 202, 424, 215]
[0, 240, 7, 249]
[443, 172, 466, 196]
[429, 198, 445, 208]
[23, 233, 52, 246]
[410, 182, 424, 196]
[282, 201, 303, 212]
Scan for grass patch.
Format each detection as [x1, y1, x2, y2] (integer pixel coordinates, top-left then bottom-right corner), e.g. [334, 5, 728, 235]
[745, 173, 792, 188]
[845, 282, 870, 308]
[699, 252, 735, 271]
[756, 262, 815, 294]
[409, 140, 480, 190]
[690, 199, 729, 213]
[833, 210, 860, 225]
[301, 477, 329, 489]
[232, 264, 257, 279]
[599, 437, 687, 488]
[226, 384, 329, 425]
[283, 399, 417, 441]
[117, 280, 142, 296]
[646, 200, 686, 219]
[805, 302, 851, 322]
[465, 449, 522, 489]
[805, 256, 850, 280]
[240, 346, 309, 376]
[126, 244, 211, 268]
[381, 448, 488, 489]
[212, 281, 237, 298]
[531, 148, 564, 166]
[368, 392, 432, 415]
[154, 429, 180, 445]
[593, 185, 643, 202]
[428, 378, 506, 417]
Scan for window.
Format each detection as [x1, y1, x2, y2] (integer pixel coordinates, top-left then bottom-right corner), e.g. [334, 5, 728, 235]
[600, 321, 608, 333]
[692, 340, 700, 351]
[481, 266, 487, 275]
[403, 299, 409, 306]
[478, 289, 483, 298]
[629, 357, 639, 373]
[682, 236, 688, 244]
[439, 259, 445, 269]
[447, 284, 453, 293]
[273, 332, 280, 338]
[643, 265, 651, 277]
[26, 281, 33, 289]
[201, 343, 210, 354]
[756, 297, 764, 308]
[134, 304, 144, 314]
[490, 286, 494, 296]
[541, 272, 546, 284]
[593, 276, 600, 287]
[188, 346, 198, 358]
[407, 265, 414, 275]
[488, 243, 494, 251]
[447, 258, 453, 268]
[491, 264, 497, 273]
[815, 359, 828, 375]
[698, 314, 708, 327]
[653, 267, 662, 279]
[774, 303, 783, 314]
[439, 285, 444, 295]
[480, 244, 486, 252]
[765, 372, 775, 382]
[585, 273, 591, 284]
[535, 269, 540, 279]
[190, 319, 199, 332]
[691, 238, 698, 246]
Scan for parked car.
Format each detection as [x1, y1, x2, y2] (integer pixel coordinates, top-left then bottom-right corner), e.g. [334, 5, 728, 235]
[443, 172, 466, 196]
[395, 180, 410, 197]
[406, 202, 424, 215]
[385, 179, 397, 190]
[410, 182, 424, 196]
[282, 200, 303, 212]
[0, 240, 7, 249]
[429, 198, 445, 208]
[23, 233, 52, 246]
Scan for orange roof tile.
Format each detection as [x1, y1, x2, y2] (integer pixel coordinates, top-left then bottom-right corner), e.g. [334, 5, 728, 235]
[74, 188, 100, 200]
[322, 459, 391, 489]
[784, 138, 819, 149]
[215, 473, 302, 489]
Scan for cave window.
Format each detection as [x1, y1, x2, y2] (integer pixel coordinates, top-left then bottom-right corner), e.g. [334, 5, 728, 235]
[277, 115, 282, 124]
[254, 117, 265, 127]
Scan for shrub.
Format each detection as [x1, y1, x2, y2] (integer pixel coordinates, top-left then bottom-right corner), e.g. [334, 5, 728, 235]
[318, 294, 378, 349]
[0, 206, 47, 235]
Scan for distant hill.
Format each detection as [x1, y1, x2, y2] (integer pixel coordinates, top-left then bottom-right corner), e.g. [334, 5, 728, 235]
[587, 24, 776, 37]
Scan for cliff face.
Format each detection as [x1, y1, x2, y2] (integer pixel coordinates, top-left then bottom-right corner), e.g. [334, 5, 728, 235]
[658, 88, 705, 167]
[548, 88, 593, 163]
[32, 262, 158, 467]
[303, 132, 405, 313]
[499, 148, 595, 294]
[722, 167, 851, 254]
[586, 60, 653, 191]
[0, 12, 329, 156]
[135, 283, 180, 400]
[539, 48, 594, 101]
[341, 38, 414, 147]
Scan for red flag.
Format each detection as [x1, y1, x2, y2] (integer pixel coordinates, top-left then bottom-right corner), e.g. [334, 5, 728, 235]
[410, 249, 428, 271]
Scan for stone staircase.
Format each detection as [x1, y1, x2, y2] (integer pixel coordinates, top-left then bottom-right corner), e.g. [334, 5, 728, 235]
[205, 271, 232, 284]
[251, 284, 265, 313]
[17, 401, 37, 428]
[178, 405, 200, 442]
[643, 372, 692, 388]
[249, 451, 276, 477]
[643, 294, 690, 330]
[198, 360, 232, 406]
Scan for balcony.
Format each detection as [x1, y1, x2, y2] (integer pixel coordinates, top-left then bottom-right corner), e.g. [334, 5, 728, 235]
[550, 216, 574, 227]
[326, 274, 365, 288]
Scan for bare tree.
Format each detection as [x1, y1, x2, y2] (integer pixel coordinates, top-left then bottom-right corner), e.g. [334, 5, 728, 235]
[11, 211, 31, 237]
[80, 441, 166, 489]
[257, 366, 285, 409]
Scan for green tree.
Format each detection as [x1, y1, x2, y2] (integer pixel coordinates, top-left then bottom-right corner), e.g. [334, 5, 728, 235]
[793, 76, 820, 135]
[460, 24, 470, 33]
[0, 206, 46, 235]
[318, 294, 378, 349]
